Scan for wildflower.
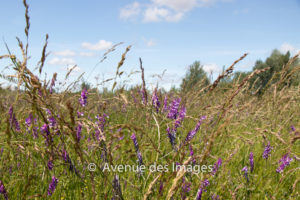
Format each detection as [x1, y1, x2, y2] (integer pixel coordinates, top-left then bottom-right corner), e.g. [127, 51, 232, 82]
[189, 145, 196, 164]
[242, 166, 248, 182]
[185, 116, 206, 143]
[76, 124, 82, 142]
[167, 98, 181, 119]
[152, 89, 160, 113]
[174, 106, 186, 129]
[139, 88, 147, 105]
[212, 158, 222, 175]
[167, 127, 176, 150]
[276, 154, 293, 173]
[131, 133, 143, 166]
[263, 142, 272, 160]
[41, 124, 50, 135]
[79, 88, 88, 107]
[112, 175, 123, 200]
[48, 160, 53, 170]
[196, 179, 209, 200]
[77, 111, 84, 118]
[0, 180, 8, 200]
[291, 125, 296, 132]
[181, 177, 191, 200]
[25, 113, 33, 127]
[8, 106, 20, 132]
[163, 95, 168, 112]
[249, 152, 254, 172]
[47, 176, 58, 196]
[211, 194, 220, 200]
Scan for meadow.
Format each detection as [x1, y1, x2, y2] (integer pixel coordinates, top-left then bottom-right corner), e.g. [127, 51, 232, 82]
[0, 1, 299, 199]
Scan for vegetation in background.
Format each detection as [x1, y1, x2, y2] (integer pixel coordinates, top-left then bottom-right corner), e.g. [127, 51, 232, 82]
[0, 1, 299, 199]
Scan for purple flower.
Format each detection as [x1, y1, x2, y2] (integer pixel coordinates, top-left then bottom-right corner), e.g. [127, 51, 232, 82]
[212, 158, 222, 175]
[47, 176, 58, 196]
[77, 111, 84, 118]
[112, 175, 123, 200]
[263, 142, 272, 160]
[139, 88, 147, 105]
[167, 127, 176, 150]
[48, 160, 53, 170]
[25, 113, 33, 126]
[291, 125, 296, 132]
[276, 154, 293, 173]
[8, 106, 20, 132]
[249, 152, 254, 172]
[211, 194, 220, 200]
[185, 116, 206, 142]
[131, 133, 143, 166]
[163, 95, 168, 112]
[152, 89, 160, 113]
[189, 145, 196, 164]
[181, 177, 191, 200]
[0, 180, 8, 200]
[196, 179, 209, 200]
[167, 98, 181, 119]
[79, 88, 88, 107]
[41, 124, 50, 135]
[76, 124, 82, 142]
[242, 166, 248, 182]
[174, 106, 186, 129]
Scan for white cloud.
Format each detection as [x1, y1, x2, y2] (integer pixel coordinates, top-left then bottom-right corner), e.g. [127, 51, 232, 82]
[144, 7, 183, 22]
[48, 57, 76, 66]
[152, 0, 197, 12]
[203, 63, 221, 73]
[53, 49, 76, 57]
[279, 43, 299, 54]
[79, 52, 96, 57]
[120, 2, 141, 20]
[81, 40, 112, 51]
[120, 0, 227, 23]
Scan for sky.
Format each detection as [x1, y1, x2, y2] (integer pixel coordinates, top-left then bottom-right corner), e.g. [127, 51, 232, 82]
[0, 0, 300, 90]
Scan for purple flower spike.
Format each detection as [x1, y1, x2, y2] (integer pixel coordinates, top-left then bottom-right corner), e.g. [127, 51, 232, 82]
[48, 160, 53, 170]
[185, 116, 206, 143]
[174, 106, 186, 129]
[163, 95, 168, 112]
[167, 127, 176, 150]
[25, 113, 33, 127]
[181, 177, 191, 200]
[167, 98, 181, 119]
[196, 179, 209, 200]
[263, 142, 272, 160]
[76, 124, 82, 142]
[79, 88, 88, 107]
[276, 154, 293, 173]
[47, 176, 58, 196]
[212, 158, 222, 175]
[152, 89, 161, 113]
[249, 152, 254, 172]
[8, 106, 20, 132]
[0, 180, 8, 200]
[242, 166, 249, 182]
[131, 133, 143, 166]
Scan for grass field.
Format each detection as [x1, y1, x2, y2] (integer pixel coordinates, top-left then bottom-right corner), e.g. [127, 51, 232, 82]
[0, 1, 299, 199]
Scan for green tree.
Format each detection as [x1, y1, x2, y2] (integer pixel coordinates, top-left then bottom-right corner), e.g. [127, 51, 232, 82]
[180, 61, 210, 92]
[250, 49, 292, 95]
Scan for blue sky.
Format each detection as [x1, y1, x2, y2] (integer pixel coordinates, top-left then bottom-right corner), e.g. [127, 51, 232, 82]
[1, 0, 300, 90]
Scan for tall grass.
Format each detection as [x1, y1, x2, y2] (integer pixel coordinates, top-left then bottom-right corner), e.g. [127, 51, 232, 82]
[0, 1, 299, 199]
